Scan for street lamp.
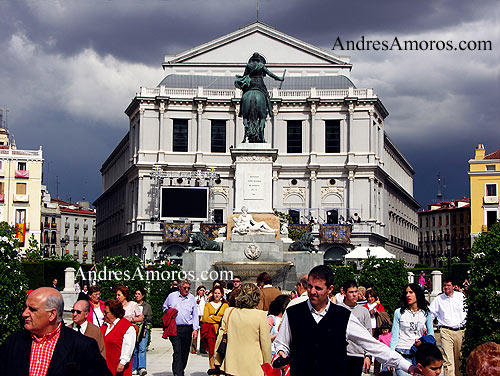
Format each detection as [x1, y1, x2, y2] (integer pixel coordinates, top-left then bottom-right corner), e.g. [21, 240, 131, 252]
[446, 238, 452, 280]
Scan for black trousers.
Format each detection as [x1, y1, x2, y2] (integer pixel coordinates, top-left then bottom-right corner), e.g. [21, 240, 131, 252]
[169, 325, 193, 376]
[346, 355, 364, 376]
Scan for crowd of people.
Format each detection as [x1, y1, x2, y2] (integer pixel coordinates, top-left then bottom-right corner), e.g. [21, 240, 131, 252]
[0, 266, 482, 376]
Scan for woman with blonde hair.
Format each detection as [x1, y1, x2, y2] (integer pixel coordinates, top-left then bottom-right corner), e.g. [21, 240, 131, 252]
[214, 283, 271, 376]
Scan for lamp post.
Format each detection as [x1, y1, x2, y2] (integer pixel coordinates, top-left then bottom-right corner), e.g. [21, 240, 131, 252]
[446, 238, 452, 279]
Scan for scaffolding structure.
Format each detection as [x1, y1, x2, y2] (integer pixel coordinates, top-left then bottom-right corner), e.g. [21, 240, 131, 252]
[149, 166, 220, 223]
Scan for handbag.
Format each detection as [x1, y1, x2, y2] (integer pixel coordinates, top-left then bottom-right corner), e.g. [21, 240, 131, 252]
[216, 308, 234, 360]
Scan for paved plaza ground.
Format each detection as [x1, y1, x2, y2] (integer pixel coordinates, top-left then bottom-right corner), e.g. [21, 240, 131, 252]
[142, 328, 428, 375]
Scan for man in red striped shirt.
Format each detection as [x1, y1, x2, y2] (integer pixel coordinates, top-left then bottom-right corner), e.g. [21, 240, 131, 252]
[0, 287, 111, 376]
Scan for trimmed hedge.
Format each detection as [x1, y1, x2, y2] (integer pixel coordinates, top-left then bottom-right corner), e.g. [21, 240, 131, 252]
[91, 256, 181, 327]
[407, 263, 471, 286]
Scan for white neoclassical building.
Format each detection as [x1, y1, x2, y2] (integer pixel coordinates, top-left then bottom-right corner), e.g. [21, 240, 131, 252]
[94, 22, 419, 266]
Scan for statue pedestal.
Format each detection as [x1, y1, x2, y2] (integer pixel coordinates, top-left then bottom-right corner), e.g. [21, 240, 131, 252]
[231, 143, 278, 213]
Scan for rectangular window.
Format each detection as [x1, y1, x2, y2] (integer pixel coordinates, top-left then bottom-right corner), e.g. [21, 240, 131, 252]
[487, 210, 498, 231]
[16, 209, 26, 223]
[213, 209, 224, 224]
[16, 182, 27, 195]
[0, 182, 3, 194]
[210, 120, 226, 153]
[325, 120, 341, 153]
[486, 184, 497, 196]
[17, 162, 27, 171]
[287, 120, 302, 153]
[172, 119, 188, 152]
[486, 165, 496, 171]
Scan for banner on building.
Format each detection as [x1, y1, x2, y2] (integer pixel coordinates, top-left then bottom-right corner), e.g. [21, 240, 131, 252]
[163, 223, 192, 243]
[16, 223, 26, 244]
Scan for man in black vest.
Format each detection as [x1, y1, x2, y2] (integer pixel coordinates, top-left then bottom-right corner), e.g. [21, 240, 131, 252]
[274, 265, 420, 376]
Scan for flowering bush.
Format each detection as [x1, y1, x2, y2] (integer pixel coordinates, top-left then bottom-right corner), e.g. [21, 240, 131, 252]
[462, 221, 500, 366]
[0, 222, 28, 344]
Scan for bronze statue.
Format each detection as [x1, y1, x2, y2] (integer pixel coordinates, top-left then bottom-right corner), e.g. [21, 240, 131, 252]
[235, 52, 285, 143]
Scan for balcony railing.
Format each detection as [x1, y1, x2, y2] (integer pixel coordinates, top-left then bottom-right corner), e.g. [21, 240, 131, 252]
[139, 86, 375, 101]
[15, 170, 29, 178]
[13, 194, 29, 202]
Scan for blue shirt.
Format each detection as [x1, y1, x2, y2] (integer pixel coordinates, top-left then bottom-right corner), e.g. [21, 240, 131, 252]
[163, 291, 199, 330]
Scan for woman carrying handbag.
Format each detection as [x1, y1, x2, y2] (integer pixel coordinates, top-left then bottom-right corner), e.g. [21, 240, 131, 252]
[214, 283, 271, 376]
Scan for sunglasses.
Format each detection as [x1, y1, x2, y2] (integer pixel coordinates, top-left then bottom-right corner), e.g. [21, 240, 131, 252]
[70, 309, 83, 314]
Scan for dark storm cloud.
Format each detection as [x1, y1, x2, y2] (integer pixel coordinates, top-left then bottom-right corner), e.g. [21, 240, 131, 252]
[1, 0, 497, 64]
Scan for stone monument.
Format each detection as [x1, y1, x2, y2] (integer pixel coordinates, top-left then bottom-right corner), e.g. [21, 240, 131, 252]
[183, 53, 322, 290]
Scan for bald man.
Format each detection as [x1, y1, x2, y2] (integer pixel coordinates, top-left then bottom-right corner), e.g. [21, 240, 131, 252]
[0, 287, 111, 376]
[69, 299, 106, 359]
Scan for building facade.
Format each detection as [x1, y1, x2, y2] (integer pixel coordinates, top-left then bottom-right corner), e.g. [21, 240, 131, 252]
[55, 199, 96, 264]
[41, 185, 62, 258]
[418, 198, 471, 267]
[95, 22, 419, 266]
[0, 128, 43, 250]
[469, 144, 500, 240]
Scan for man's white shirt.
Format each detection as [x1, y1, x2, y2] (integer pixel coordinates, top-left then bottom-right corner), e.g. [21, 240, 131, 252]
[274, 300, 412, 373]
[429, 291, 467, 328]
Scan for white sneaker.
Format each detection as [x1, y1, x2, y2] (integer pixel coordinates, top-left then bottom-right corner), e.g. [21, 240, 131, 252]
[131, 371, 138, 375]
[139, 369, 147, 376]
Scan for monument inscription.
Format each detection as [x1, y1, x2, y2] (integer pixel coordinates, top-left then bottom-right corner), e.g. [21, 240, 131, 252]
[245, 172, 264, 200]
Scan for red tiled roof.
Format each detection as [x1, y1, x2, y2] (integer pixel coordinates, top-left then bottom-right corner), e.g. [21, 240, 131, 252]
[60, 207, 95, 215]
[485, 149, 500, 160]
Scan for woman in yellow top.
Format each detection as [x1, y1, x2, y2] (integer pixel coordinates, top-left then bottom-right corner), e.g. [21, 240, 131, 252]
[202, 285, 228, 370]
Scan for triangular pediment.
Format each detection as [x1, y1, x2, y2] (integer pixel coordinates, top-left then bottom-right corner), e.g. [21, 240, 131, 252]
[163, 22, 351, 68]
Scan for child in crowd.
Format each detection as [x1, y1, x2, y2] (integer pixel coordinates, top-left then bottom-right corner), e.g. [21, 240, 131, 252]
[415, 343, 443, 376]
[378, 322, 392, 347]
[378, 322, 392, 375]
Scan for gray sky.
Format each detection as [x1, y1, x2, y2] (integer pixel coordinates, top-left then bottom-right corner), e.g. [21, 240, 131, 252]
[0, 0, 499, 207]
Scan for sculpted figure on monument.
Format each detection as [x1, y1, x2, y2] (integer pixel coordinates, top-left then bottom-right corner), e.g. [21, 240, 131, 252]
[232, 206, 276, 235]
[235, 52, 285, 143]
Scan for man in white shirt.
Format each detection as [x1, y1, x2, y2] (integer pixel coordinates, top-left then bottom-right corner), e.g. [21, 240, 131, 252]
[286, 274, 308, 308]
[429, 278, 467, 376]
[274, 265, 419, 376]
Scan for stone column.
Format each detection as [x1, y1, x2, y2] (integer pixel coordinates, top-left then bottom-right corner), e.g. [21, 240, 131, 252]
[231, 144, 278, 213]
[407, 271, 414, 284]
[63, 267, 76, 292]
[158, 102, 165, 162]
[195, 98, 205, 165]
[431, 270, 443, 301]
[61, 267, 78, 312]
[369, 177, 374, 219]
[348, 170, 355, 217]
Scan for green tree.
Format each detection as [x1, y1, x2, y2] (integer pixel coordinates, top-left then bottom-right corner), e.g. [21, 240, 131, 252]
[0, 222, 28, 344]
[359, 258, 408, 317]
[329, 263, 357, 293]
[462, 221, 500, 363]
[22, 234, 42, 263]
